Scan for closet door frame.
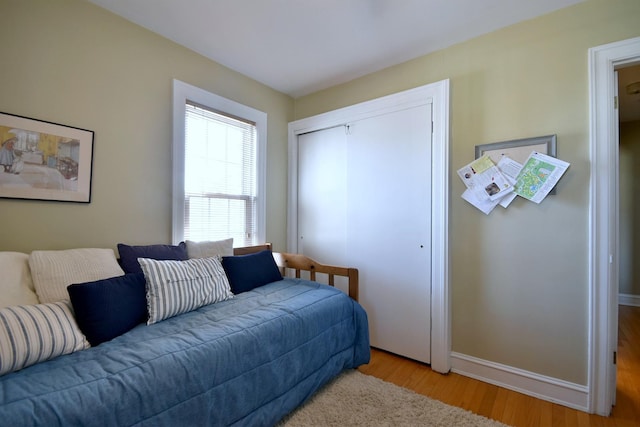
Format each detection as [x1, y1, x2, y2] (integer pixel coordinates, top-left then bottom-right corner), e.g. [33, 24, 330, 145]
[287, 79, 451, 373]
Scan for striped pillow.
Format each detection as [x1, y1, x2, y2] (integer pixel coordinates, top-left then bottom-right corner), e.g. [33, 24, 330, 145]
[139, 256, 233, 325]
[0, 301, 90, 376]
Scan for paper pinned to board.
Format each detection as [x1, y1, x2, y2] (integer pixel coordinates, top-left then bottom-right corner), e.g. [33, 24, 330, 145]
[496, 156, 522, 208]
[457, 155, 514, 203]
[459, 151, 570, 213]
[514, 152, 569, 204]
[459, 156, 519, 214]
[461, 188, 501, 215]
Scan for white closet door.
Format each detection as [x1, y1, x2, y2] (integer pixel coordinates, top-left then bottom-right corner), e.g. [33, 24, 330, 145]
[346, 104, 432, 363]
[297, 126, 348, 281]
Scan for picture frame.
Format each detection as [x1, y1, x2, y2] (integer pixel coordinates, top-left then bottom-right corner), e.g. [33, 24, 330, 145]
[475, 134, 557, 195]
[0, 112, 94, 203]
[475, 134, 557, 164]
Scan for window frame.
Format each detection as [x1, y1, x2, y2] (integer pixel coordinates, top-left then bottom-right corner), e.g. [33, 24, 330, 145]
[172, 79, 267, 246]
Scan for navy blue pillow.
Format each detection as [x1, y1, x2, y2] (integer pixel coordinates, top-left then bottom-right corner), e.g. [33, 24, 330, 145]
[117, 242, 188, 274]
[222, 250, 283, 294]
[67, 273, 147, 346]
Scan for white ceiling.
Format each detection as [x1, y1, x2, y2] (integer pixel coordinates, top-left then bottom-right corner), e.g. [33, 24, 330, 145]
[87, 0, 585, 98]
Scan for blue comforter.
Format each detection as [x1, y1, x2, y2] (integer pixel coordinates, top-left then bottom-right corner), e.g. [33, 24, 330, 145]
[0, 279, 370, 426]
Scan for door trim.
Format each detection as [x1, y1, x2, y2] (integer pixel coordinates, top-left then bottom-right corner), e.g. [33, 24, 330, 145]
[287, 79, 451, 372]
[588, 36, 640, 415]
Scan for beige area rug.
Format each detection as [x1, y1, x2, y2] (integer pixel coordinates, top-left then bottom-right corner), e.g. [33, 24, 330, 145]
[279, 370, 509, 427]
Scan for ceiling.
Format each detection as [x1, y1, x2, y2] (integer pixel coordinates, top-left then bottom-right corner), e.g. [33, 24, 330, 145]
[87, 0, 586, 98]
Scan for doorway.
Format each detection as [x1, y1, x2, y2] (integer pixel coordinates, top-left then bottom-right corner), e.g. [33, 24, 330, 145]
[616, 63, 640, 418]
[618, 64, 640, 302]
[589, 36, 640, 415]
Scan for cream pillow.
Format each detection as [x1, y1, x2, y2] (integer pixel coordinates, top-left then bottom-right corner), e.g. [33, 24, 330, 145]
[0, 252, 39, 309]
[186, 238, 234, 259]
[29, 248, 124, 304]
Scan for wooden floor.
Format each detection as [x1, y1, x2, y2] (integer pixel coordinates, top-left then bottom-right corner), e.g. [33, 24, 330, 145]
[358, 305, 640, 427]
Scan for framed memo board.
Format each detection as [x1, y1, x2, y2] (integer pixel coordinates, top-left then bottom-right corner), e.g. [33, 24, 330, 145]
[475, 134, 557, 164]
[475, 134, 557, 195]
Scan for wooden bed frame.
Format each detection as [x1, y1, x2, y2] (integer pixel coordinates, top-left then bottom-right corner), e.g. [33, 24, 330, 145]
[233, 244, 359, 301]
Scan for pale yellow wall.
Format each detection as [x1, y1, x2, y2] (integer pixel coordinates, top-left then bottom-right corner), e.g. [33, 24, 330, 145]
[294, 0, 640, 385]
[619, 120, 640, 296]
[0, 0, 293, 253]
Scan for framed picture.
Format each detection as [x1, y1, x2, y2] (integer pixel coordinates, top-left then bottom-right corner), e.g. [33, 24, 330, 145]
[0, 112, 94, 203]
[475, 134, 557, 164]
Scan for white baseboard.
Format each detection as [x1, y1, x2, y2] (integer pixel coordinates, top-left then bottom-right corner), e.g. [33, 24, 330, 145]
[451, 352, 589, 412]
[618, 293, 640, 307]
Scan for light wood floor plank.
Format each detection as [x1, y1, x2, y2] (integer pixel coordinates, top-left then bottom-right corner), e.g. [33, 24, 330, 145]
[358, 305, 640, 426]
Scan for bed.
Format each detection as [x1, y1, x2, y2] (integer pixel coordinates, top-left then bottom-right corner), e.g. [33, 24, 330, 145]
[0, 244, 370, 426]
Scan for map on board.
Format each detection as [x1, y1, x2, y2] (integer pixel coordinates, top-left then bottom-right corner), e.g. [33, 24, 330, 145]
[514, 152, 569, 204]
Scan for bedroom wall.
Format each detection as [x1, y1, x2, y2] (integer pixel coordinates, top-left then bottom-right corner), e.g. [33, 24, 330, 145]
[0, 0, 293, 254]
[293, 0, 640, 385]
[2, 0, 637, 393]
[619, 120, 640, 298]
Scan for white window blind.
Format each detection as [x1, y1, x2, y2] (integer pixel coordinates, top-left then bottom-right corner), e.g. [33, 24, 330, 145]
[184, 102, 257, 246]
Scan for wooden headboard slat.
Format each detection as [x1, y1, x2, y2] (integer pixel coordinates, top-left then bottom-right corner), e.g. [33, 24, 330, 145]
[232, 243, 272, 256]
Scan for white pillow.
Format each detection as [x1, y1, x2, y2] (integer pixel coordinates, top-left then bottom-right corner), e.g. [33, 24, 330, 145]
[186, 238, 234, 259]
[0, 300, 90, 376]
[0, 252, 39, 309]
[139, 256, 233, 325]
[29, 248, 125, 304]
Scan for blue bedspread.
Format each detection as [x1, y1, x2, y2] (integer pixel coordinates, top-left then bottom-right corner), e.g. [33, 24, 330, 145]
[0, 279, 370, 426]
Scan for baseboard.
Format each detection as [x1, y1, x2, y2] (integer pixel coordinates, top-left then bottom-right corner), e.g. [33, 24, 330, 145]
[618, 293, 640, 307]
[451, 352, 589, 412]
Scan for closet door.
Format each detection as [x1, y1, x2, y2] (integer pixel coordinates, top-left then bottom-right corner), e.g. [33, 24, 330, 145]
[297, 126, 348, 282]
[296, 103, 433, 363]
[346, 104, 432, 363]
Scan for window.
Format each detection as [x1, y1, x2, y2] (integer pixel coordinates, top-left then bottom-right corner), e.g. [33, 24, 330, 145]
[173, 80, 266, 247]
